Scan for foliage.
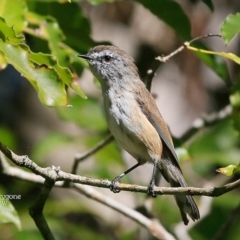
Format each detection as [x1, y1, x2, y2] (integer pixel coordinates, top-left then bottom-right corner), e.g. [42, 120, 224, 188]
[0, 0, 87, 107]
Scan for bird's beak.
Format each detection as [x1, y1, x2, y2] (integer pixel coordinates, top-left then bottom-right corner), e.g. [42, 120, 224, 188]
[78, 54, 92, 60]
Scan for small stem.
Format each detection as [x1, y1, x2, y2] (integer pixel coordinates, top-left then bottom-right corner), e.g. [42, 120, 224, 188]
[71, 134, 114, 174]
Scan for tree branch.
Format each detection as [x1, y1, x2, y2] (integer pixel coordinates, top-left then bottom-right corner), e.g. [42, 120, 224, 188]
[73, 184, 175, 240]
[1, 141, 239, 197]
[144, 33, 222, 94]
[155, 33, 222, 63]
[0, 150, 175, 240]
[29, 177, 56, 240]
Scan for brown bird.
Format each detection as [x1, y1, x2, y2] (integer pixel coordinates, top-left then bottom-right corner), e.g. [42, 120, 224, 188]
[79, 45, 200, 225]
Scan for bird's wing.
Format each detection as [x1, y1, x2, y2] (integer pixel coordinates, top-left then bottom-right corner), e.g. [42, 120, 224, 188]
[134, 85, 181, 171]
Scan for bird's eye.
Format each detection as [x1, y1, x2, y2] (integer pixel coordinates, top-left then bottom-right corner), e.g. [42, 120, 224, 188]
[103, 55, 111, 62]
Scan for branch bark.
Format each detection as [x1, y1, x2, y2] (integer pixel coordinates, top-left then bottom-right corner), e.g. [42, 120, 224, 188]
[1, 141, 239, 197]
[0, 149, 175, 240]
[29, 177, 56, 240]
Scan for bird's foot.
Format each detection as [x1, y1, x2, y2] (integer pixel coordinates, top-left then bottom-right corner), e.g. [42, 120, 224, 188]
[147, 181, 157, 198]
[110, 177, 121, 193]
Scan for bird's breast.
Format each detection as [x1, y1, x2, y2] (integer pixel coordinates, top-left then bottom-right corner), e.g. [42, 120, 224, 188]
[103, 89, 162, 163]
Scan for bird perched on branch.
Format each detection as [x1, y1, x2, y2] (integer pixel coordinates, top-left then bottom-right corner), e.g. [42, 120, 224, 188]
[79, 45, 200, 225]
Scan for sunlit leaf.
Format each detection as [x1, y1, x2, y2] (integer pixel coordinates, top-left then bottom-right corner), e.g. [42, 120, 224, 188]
[0, 41, 67, 106]
[221, 13, 240, 45]
[216, 163, 240, 176]
[0, 17, 24, 44]
[186, 44, 240, 134]
[26, 2, 93, 78]
[27, 1, 94, 52]
[0, 53, 7, 68]
[25, 12, 68, 66]
[0, 0, 27, 34]
[185, 41, 230, 84]
[0, 194, 21, 230]
[187, 45, 240, 65]
[0, 19, 86, 105]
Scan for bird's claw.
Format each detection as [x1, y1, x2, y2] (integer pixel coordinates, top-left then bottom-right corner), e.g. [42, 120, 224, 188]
[147, 183, 157, 198]
[110, 179, 121, 193]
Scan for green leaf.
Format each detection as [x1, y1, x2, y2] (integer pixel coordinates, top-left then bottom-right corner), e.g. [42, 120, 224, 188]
[27, 1, 94, 51]
[0, 0, 27, 34]
[0, 41, 68, 106]
[30, 47, 87, 101]
[0, 127, 17, 150]
[0, 17, 24, 44]
[25, 12, 87, 99]
[0, 193, 21, 230]
[0, 19, 86, 106]
[221, 13, 240, 45]
[25, 12, 68, 66]
[201, 0, 214, 11]
[186, 42, 230, 84]
[0, 53, 7, 68]
[187, 45, 240, 65]
[24, 12, 87, 95]
[26, 1, 93, 77]
[216, 163, 240, 176]
[137, 0, 191, 40]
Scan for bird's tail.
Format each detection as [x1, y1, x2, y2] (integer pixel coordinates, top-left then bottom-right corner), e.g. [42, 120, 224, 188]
[158, 157, 200, 225]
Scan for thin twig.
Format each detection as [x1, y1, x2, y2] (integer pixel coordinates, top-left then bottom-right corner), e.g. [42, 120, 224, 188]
[144, 60, 162, 91]
[156, 33, 222, 63]
[145, 33, 222, 92]
[72, 134, 114, 174]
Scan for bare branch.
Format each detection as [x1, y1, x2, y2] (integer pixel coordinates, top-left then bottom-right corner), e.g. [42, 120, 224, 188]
[73, 184, 176, 240]
[2, 140, 240, 239]
[29, 174, 57, 240]
[145, 33, 221, 93]
[1, 153, 175, 240]
[156, 33, 222, 63]
[1, 141, 239, 197]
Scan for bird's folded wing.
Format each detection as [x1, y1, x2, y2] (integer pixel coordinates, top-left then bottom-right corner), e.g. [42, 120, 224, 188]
[134, 86, 181, 171]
